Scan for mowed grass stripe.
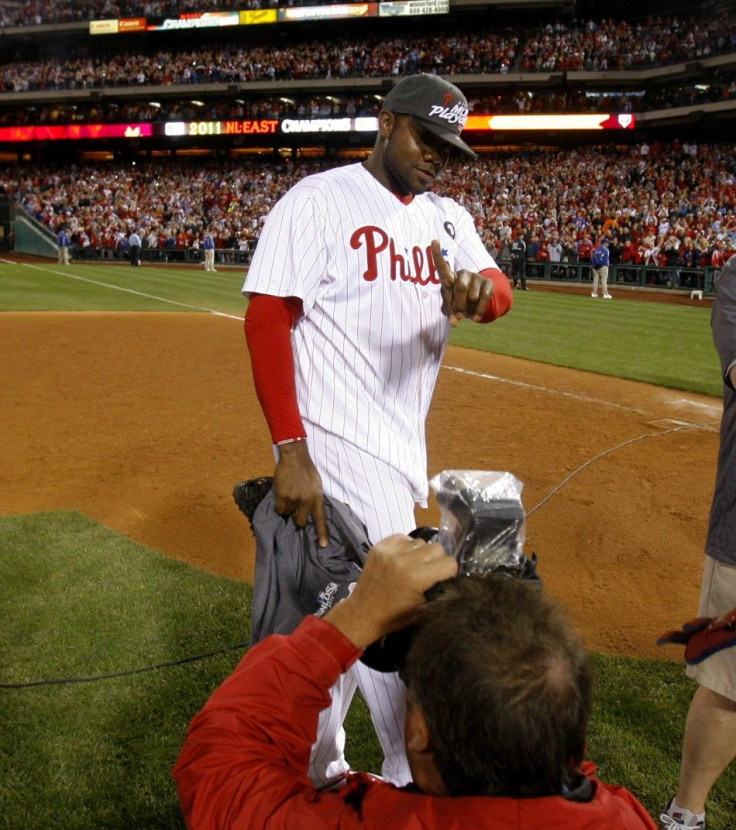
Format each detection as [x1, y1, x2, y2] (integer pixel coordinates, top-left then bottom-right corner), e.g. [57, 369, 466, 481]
[1, 260, 247, 313]
[450, 291, 719, 396]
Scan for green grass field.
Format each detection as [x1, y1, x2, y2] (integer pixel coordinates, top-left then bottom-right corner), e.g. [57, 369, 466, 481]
[452, 289, 720, 396]
[1, 258, 248, 314]
[1, 258, 733, 828]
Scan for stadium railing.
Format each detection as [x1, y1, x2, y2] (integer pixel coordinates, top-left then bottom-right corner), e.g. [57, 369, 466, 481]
[69, 245, 252, 266]
[495, 259, 717, 296]
[60, 248, 717, 295]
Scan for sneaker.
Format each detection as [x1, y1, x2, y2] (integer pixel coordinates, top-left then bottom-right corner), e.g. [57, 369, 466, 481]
[603, 293, 612, 299]
[591, 292, 597, 297]
[660, 815, 705, 829]
[659, 798, 706, 829]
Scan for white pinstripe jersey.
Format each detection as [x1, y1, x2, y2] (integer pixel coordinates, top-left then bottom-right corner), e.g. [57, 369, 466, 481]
[243, 162, 497, 499]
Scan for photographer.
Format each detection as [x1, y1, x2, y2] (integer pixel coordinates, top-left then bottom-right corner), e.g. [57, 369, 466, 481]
[173, 535, 656, 829]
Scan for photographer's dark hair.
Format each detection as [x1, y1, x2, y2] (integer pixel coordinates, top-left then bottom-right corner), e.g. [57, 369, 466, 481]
[402, 576, 594, 798]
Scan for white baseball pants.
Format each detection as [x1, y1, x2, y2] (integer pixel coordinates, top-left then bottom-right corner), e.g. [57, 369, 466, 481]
[305, 424, 418, 787]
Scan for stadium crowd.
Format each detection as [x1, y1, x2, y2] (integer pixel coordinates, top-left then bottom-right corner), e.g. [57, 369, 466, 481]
[519, 15, 735, 71]
[2, 0, 736, 59]
[2, 73, 735, 129]
[3, 140, 735, 276]
[0, 28, 520, 91]
[2, 13, 736, 94]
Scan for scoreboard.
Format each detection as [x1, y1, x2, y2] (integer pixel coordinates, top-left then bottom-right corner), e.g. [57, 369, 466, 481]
[0, 114, 636, 144]
[164, 120, 280, 137]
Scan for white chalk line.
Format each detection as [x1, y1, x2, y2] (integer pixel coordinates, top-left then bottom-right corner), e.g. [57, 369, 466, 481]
[442, 364, 721, 419]
[3, 260, 716, 415]
[442, 364, 647, 414]
[669, 397, 718, 412]
[440, 368, 720, 519]
[2, 259, 244, 320]
[8, 258, 719, 418]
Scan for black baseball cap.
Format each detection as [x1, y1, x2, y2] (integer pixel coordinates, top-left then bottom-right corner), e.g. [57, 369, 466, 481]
[382, 74, 477, 158]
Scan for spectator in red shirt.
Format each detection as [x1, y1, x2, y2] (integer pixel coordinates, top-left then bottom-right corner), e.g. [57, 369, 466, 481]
[576, 236, 593, 261]
[621, 239, 637, 263]
[712, 239, 727, 269]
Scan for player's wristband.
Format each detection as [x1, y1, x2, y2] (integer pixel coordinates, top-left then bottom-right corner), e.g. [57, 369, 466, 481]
[275, 436, 306, 446]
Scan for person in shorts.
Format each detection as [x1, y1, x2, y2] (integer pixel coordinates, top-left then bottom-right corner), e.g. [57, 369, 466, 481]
[660, 256, 736, 829]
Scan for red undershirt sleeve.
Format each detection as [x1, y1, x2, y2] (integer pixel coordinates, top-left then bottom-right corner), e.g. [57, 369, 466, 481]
[244, 294, 307, 444]
[478, 267, 513, 322]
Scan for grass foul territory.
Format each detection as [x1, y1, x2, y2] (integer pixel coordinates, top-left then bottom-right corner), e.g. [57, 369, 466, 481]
[449, 289, 720, 397]
[0, 512, 251, 830]
[1, 513, 735, 828]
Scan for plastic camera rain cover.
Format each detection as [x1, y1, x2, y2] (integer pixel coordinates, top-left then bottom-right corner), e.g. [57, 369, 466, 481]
[429, 470, 526, 577]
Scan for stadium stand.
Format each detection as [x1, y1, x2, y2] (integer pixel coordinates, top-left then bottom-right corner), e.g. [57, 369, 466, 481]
[3, 141, 734, 288]
[0, 0, 733, 290]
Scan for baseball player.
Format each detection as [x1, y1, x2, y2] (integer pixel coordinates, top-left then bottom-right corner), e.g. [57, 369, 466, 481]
[242, 73, 513, 787]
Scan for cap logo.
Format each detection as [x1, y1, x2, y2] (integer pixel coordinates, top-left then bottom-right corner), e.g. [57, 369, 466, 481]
[382, 76, 475, 155]
[427, 101, 469, 129]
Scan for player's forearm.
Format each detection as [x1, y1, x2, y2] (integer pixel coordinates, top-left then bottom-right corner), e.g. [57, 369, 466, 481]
[244, 294, 307, 443]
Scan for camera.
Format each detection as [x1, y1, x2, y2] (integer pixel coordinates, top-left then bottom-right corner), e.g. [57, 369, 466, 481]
[360, 471, 540, 672]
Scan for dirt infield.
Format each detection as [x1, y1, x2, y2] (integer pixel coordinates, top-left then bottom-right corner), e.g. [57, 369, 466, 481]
[1, 303, 722, 660]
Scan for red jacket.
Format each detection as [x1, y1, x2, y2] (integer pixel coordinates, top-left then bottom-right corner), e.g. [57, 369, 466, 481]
[173, 616, 657, 830]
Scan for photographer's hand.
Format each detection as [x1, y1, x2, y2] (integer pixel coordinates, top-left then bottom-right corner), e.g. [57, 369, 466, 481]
[325, 535, 458, 650]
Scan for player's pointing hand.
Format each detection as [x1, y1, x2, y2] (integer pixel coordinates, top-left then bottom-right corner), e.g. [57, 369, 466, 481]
[431, 239, 494, 326]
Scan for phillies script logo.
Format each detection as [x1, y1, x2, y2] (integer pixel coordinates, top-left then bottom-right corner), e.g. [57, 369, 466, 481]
[351, 225, 441, 284]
